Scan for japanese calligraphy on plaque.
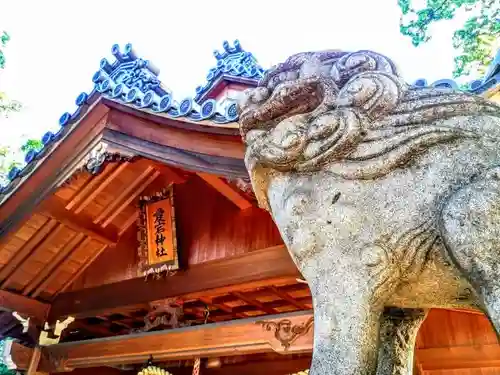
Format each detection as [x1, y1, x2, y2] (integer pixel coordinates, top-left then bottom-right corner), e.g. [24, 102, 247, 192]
[137, 186, 179, 277]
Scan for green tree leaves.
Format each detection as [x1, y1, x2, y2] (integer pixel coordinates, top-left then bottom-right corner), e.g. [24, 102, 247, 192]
[0, 30, 40, 186]
[0, 31, 10, 70]
[0, 137, 43, 185]
[0, 31, 20, 116]
[398, 0, 499, 77]
[20, 139, 43, 153]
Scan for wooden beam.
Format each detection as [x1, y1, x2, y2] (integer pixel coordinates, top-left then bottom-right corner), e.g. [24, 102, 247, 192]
[102, 128, 249, 179]
[9, 310, 500, 373]
[100, 169, 160, 228]
[270, 286, 308, 310]
[92, 165, 154, 224]
[42, 311, 313, 371]
[1, 223, 66, 289]
[45, 359, 312, 375]
[107, 109, 245, 159]
[150, 162, 188, 185]
[118, 212, 138, 236]
[75, 163, 131, 215]
[70, 162, 130, 214]
[197, 172, 252, 210]
[46, 331, 500, 372]
[3, 341, 34, 370]
[38, 197, 119, 246]
[48, 245, 300, 321]
[0, 290, 49, 322]
[231, 291, 278, 315]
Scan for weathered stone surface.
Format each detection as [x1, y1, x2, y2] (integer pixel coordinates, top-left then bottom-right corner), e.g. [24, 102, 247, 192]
[238, 50, 500, 375]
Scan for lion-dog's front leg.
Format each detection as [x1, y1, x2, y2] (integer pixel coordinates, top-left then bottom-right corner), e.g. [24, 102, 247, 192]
[305, 257, 387, 375]
[268, 177, 398, 374]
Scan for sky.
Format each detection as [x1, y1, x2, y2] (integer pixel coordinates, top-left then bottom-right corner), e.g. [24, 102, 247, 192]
[0, 0, 470, 149]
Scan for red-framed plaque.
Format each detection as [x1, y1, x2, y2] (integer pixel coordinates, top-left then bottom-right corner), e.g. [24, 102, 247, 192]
[137, 186, 179, 277]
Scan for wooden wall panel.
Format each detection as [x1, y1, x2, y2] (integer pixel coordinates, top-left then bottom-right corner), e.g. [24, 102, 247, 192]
[176, 176, 283, 265]
[417, 309, 497, 349]
[67, 227, 138, 291]
[40, 239, 107, 299]
[67, 175, 283, 290]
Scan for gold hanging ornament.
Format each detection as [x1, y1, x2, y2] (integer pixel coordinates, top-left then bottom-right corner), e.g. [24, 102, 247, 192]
[138, 356, 172, 375]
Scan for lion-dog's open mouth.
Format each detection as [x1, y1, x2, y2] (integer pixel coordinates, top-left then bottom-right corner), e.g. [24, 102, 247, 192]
[239, 77, 325, 143]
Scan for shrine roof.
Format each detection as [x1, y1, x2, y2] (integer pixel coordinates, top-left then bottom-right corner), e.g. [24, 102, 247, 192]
[411, 47, 500, 94]
[193, 40, 265, 103]
[0, 43, 499, 200]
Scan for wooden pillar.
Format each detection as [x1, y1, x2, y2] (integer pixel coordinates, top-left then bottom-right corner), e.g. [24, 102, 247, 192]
[27, 346, 46, 375]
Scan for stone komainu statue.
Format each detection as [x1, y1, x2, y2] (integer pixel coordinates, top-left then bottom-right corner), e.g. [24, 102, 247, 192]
[238, 50, 500, 375]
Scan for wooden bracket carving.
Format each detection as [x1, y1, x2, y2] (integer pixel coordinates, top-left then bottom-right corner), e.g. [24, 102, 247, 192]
[131, 299, 190, 333]
[256, 317, 314, 350]
[60, 141, 136, 188]
[12, 311, 30, 333]
[83, 142, 135, 175]
[39, 316, 75, 346]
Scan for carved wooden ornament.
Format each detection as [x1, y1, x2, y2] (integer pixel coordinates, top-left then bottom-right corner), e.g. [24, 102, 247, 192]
[138, 186, 179, 277]
[256, 317, 314, 350]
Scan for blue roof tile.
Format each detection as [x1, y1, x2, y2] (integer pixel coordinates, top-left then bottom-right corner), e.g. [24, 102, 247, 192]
[194, 40, 265, 103]
[92, 43, 242, 123]
[411, 48, 500, 94]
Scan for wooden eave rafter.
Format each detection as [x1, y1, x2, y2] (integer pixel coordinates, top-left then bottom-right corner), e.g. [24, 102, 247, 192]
[37, 197, 119, 245]
[197, 172, 252, 210]
[48, 245, 300, 321]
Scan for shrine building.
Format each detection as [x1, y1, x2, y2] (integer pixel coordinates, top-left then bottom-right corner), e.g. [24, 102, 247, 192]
[0, 41, 499, 375]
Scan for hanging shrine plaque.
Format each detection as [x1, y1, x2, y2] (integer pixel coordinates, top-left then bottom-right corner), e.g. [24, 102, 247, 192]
[138, 186, 179, 276]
